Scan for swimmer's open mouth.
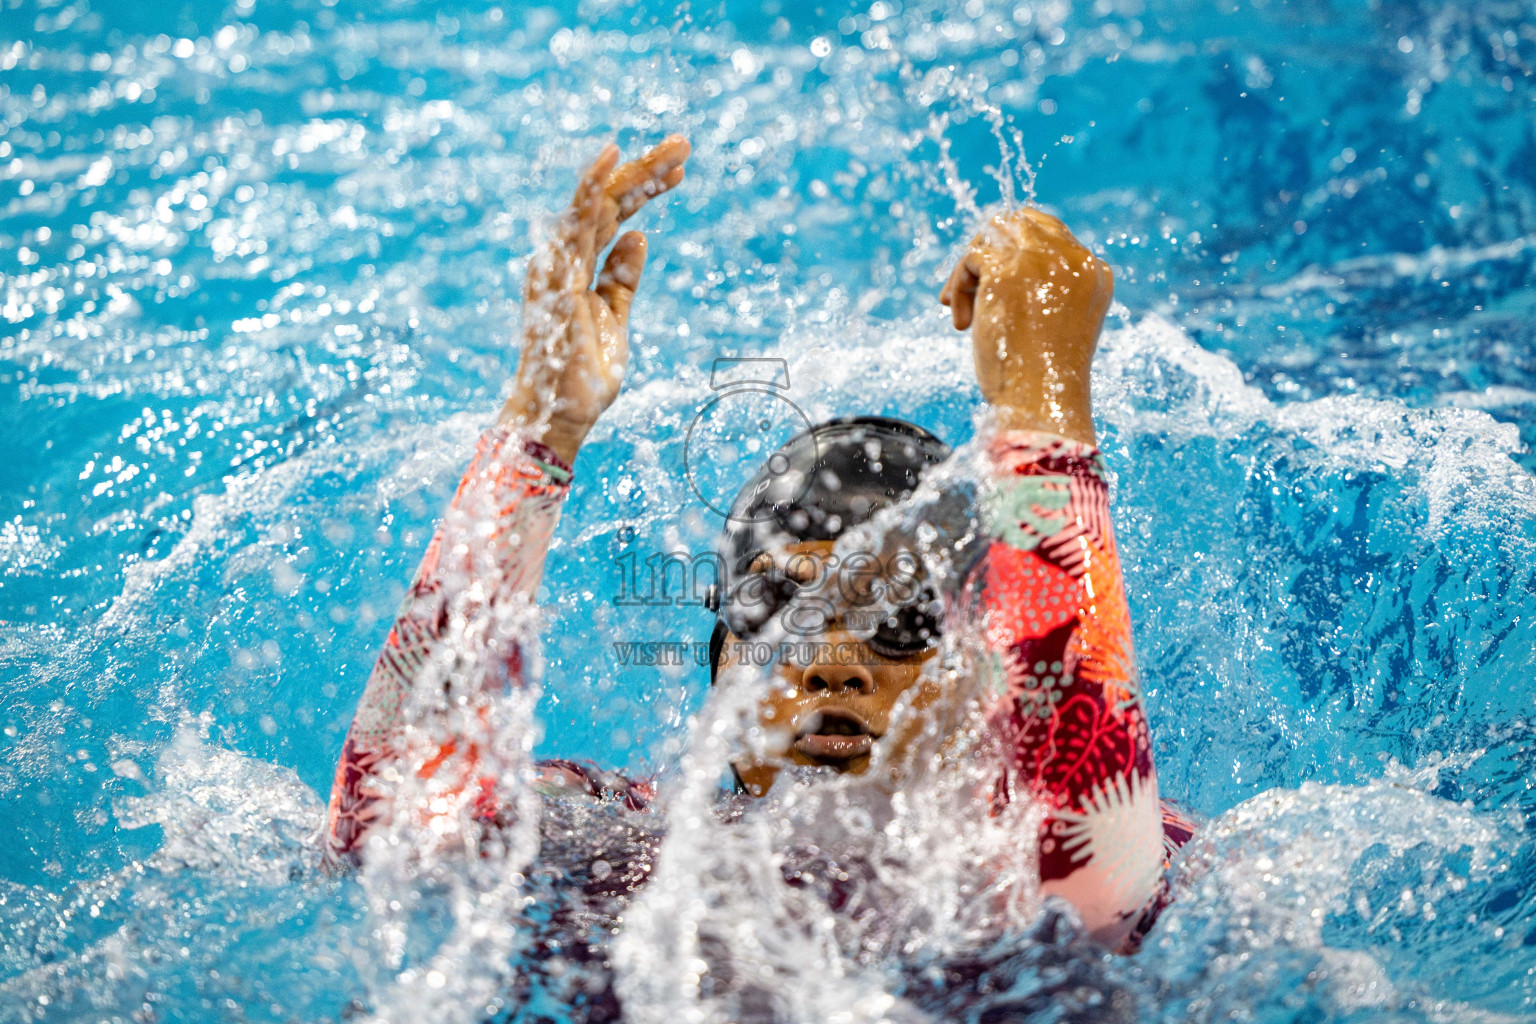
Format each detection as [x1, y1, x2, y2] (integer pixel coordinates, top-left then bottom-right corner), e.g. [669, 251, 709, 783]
[793, 708, 875, 761]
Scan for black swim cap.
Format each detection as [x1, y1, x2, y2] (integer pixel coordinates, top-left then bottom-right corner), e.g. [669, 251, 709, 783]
[707, 416, 950, 681]
[720, 415, 950, 561]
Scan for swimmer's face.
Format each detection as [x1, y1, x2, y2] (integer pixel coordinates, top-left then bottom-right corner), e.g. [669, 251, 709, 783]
[723, 540, 942, 796]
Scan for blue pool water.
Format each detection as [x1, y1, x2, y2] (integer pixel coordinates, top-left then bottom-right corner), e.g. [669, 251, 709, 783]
[2, 0, 1535, 1020]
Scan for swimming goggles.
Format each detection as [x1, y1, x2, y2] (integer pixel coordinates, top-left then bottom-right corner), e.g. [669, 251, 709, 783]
[707, 565, 943, 658]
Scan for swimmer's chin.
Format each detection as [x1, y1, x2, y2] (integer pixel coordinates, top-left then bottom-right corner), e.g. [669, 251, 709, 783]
[739, 745, 875, 783]
[733, 745, 876, 797]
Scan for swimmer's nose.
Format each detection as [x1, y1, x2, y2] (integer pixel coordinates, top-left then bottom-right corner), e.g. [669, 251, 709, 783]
[799, 660, 875, 696]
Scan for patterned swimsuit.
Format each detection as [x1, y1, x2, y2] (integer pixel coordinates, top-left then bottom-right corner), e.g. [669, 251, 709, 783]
[325, 422, 1194, 952]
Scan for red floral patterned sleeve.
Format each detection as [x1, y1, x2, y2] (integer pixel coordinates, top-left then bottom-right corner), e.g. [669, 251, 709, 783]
[324, 424, 572, 866]
[967, 430, 1184, 946]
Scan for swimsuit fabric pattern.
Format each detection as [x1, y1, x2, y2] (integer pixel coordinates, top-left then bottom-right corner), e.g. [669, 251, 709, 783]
[325, 424, 572, 865]
[969, 431, 1168, 933]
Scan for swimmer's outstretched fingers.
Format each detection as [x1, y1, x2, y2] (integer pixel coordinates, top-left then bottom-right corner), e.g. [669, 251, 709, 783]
[596, 134, 690, 251]
[536, 137, 690, 317]
[505, 136, 692, 464]
[592, 136, 690, 328]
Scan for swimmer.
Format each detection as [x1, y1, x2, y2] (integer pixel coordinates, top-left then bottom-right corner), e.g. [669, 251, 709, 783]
[324, 136, 1193, 955]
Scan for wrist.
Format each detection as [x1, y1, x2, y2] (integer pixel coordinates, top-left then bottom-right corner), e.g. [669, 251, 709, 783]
[497, 397, 588, 466]
[986, 390, 1097, 447]
[532, 422, 586, 467]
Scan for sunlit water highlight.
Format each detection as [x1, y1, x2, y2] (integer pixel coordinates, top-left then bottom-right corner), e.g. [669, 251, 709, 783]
[2, 0, 1535, 1021]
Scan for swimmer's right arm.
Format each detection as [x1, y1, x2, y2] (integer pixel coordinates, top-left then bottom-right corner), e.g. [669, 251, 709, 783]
[324, 138, 690, 866]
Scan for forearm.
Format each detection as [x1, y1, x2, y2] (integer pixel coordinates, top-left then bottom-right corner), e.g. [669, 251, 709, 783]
[972, 291, 1101, 447]
[324, 422, 573, 863]
[974, 428, 1151, 785]
[435, 423, 573, 608]
[968, 428, 1162, 941]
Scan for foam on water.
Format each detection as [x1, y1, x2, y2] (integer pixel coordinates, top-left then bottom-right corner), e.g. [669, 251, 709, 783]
[1143, 767, 1528, 1022]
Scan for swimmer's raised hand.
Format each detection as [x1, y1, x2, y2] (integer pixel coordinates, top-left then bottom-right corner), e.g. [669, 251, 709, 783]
[940, 207, 1113, 446]
[501, 135, 691, 463]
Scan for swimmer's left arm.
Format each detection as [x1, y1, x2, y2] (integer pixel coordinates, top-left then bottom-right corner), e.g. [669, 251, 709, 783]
[323, 429, 573, 866]
[941, 209, 1169, 949]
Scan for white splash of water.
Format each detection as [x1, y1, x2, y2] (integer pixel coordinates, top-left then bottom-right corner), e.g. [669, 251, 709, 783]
[612, 501, 1046, 1024]
[1147, 771, 1518, 1022]
[115, 714, 325, 885]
